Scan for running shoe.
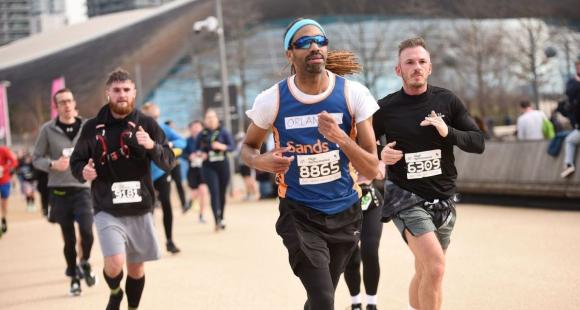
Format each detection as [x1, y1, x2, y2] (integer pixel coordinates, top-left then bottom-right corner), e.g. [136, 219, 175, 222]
[366, 305, 377, 310]
[166, 240, 181, 254]
[79, 261, 97, 287]
[106, 289, 124, 310]
[69, 277, 82, 296]
[182, 200, 192, 214]
[561, 164, 575, 178]
[351, 303, 362, 310]
[1, 218, 6, 234]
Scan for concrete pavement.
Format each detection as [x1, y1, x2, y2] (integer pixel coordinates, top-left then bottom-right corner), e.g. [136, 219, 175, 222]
[1, 195, 580, 309]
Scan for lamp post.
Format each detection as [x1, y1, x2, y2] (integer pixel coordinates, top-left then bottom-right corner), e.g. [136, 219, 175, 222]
[192, 0, 231, 133]
[0, 80, 11, 147]
[193, 1, 235, 194]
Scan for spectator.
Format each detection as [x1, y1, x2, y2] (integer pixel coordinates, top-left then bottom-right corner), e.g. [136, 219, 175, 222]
[516, 100, 548, 141]
[560, 59, 580, 178]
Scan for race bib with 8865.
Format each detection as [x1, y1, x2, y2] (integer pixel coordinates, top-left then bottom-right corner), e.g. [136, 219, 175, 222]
[297, 150, 341, 185]
[405, 149, 442, 179]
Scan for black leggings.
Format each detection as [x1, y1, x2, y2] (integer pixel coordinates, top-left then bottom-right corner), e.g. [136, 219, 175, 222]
[154, 175, 173, 242]
[202, 161, 230, 225]
[60, 213, 94, 277]
[297, 242, 357, 310]
[170, 165, 186, 207]
[344, 190, 383, 296]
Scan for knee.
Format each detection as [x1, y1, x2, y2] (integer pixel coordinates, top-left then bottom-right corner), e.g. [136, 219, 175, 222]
[423, 258, 445, 282]
[104, 255, 125, 276]
[127, 263, 145, 278]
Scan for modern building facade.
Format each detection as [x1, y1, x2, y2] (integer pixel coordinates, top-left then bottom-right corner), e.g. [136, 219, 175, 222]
[0, 0, 68, 46]
[86, 0, 173, 17]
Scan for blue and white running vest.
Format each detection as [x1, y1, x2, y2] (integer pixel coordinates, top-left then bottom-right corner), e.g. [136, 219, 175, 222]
[273, 75, 360, 214]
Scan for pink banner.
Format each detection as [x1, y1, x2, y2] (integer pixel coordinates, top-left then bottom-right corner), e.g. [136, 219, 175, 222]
[0, 85, 6, 140]
[51, 76, 65, 118]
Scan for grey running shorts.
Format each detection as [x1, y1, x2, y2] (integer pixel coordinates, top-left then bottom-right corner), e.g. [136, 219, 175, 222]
[393, 204, 456, 250]
[94, 211, 161, 263]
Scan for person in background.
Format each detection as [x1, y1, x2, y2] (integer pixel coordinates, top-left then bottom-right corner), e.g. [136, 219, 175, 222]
[0, 145, 18, 238]
[516, 100, 548, 141]
[196, 109, 234, 232]
[141, 102, 185, 254]
[560, 59, 580, 178]
[17, 151, 37, 212]
[183, 120, 209, 222]
[32, 88, 97, 295]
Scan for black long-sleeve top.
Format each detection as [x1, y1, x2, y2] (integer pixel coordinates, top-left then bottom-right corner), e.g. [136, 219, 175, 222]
[373, 85, 485, 200]
[70, 105, 176, 216]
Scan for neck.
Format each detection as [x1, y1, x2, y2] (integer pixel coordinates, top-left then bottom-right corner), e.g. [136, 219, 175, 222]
[58, 115, 75, 125]
[402, 84, 428, 96]
[294, 70, 329, 95]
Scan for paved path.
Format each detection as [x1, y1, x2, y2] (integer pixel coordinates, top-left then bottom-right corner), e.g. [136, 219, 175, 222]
[1, 195, 579, 309]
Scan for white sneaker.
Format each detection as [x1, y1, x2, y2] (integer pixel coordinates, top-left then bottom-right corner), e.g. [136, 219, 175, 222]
[560, 165, 575, 178]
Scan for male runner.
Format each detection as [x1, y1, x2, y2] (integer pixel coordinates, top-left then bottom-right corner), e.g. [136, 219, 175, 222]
[33, 88, 97, 295]
[374, 37, 484, 310]
[70, 68, 176, 310]
[241, 18, 379, 310]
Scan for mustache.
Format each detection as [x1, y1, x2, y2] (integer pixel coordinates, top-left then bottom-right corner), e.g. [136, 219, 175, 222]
[306, 51, 325, 61]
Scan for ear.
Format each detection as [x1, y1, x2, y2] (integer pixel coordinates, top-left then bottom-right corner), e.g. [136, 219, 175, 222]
[395, 63, 402, 77]
[285, 49, 293, 64]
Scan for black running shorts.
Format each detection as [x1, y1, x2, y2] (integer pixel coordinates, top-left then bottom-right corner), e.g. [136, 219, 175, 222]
[275, 198, 362, 273]
[187, 167, 205, 189]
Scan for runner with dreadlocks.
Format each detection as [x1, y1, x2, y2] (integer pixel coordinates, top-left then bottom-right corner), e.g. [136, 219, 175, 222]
[241, 17, 379, 310]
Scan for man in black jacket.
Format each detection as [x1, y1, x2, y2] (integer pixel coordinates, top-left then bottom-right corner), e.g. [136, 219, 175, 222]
[373, 37, 484, 310]
[70, 68, 176, 310]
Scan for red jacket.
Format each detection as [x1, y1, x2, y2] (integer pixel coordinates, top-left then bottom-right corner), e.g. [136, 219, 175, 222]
[0, 147, 18, 185]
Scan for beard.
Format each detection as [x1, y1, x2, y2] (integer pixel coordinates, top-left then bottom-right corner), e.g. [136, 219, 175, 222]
[109, 98, 135, 116]
[403, 72, 427, 89]
[303, 52, 326, 74]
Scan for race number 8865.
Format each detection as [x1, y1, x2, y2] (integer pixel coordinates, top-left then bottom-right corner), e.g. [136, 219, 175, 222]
[299, 162, 340, 178]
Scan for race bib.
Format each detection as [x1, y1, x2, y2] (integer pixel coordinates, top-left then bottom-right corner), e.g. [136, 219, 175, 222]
[297, 150, 341, 185]
[111, 181, 142, 204]
[208, 151, 225, 162]
[62, 147, 74, 157]
[405, 149, 442, 179]
[190, 157, 203, 168]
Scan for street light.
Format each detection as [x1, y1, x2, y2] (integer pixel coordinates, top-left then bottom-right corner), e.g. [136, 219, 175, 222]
[0, 80, 11, 147]
[192, 0, 231, 134]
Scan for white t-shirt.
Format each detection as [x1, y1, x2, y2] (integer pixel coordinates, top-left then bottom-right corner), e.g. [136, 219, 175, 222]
[517, 109, 546, 141]
[246, 71, 379, 129]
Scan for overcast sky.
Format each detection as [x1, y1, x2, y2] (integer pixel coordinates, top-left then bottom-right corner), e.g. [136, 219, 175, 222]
[65, 0, 87, 24]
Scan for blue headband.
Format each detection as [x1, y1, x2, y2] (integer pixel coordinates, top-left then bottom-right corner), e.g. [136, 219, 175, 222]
[284, 19, 326, 50]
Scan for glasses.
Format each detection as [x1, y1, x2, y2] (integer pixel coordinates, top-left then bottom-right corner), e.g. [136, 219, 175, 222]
[292, 35, 329, 49]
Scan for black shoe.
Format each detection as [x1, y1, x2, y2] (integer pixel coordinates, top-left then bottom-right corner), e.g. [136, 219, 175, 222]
[166, 241, 180, 254]
[1, 218, 6, 234]
[182, 200, 192, 214]
[78, 261, 97, 287]
[351, 303, 362, 310]
[69, 277, 82, 296]
[366, 305, 377, 310]
[106, 289, 123, 310]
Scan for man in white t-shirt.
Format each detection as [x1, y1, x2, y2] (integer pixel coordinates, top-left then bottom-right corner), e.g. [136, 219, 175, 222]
[516, 100, 547, 140]
[240, 18, 379, 310]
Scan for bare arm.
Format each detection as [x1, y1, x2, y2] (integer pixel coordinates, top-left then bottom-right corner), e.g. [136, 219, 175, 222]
[241, 123, 294, 174]
[318, 112, 378, 179]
